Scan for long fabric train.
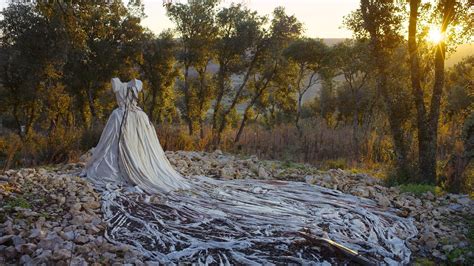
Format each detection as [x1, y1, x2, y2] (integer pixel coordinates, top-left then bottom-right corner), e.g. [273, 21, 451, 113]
[95, 176, 417, 264]
[83, 78, 417, 264]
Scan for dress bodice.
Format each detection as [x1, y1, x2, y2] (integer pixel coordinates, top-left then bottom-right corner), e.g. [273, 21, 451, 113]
[111, 77, 143, 108]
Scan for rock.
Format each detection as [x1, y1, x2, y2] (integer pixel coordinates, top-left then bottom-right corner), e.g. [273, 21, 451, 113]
[15, 243, 36, 254]
[304, 175, 317, 184]
[12, 235, 26, 246]
[442, 244, 454, 252]
[29, 228, 45, 239]
[83, 200, 101, 210]
[457, 196, 471, 205]
[219, 167, 235, 179]
[257, 166, 270, 179]
[62, 231, 76, 241]
[0, 235, 13, 245]
[71, 203, 82, 211]
[102, 251, 117, 260]
[70, 256, 88, 266]
[20, 254, 33, 265]
[74, 235, 89, 244]
[38, 232, 63, 250]
[35, 249, 52, 262]
[52, 248, 72, 260]
[145, 261, 160, 266]
[5, 246, 17, 258]
[423, 191, 435, 201]
[421, 231, 438, 250]
[376, 194, 391, 208]
[351, 187, 370, 198]
[432, 249, 446, 260]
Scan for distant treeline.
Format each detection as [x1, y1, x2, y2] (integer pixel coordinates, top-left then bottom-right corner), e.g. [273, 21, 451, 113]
[0, 1, 472, 192]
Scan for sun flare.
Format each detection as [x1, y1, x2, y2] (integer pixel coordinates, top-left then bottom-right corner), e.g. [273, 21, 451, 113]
[427, 27, 444, 44]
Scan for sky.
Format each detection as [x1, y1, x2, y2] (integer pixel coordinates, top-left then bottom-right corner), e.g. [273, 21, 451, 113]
[0, 0, 360, 39]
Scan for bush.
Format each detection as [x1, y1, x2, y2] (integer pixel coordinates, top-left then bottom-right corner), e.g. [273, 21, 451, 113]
[398, 184, 439, 196]
[320, 158, 348, 170]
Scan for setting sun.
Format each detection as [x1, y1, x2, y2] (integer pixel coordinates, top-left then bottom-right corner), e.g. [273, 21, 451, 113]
[427, 27, 444, 43]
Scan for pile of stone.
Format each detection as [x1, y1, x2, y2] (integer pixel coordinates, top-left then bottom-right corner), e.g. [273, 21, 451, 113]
[1, 149, 473, 264]
[0, 165, 145, 265]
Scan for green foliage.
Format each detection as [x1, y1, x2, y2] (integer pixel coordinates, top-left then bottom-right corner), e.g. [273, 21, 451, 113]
[281, 160, 307, 170]
[3, 196, 32, 210]
[321, 159, 348, 170]
[398, 184, 437, 196]
[412, 258, 436, 266]
[140, 30, 180, 124]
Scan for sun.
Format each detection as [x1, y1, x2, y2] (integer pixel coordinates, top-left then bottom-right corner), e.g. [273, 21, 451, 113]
[427, 27, 444, 44]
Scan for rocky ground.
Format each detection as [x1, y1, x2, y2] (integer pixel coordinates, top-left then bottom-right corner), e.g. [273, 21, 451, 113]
[0, 150, 473, 265]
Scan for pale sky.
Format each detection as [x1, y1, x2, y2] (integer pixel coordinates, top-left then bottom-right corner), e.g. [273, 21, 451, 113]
[0, 0, 360, 38]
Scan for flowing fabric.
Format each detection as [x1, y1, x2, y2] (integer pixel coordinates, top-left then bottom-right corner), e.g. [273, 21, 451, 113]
[82, 77, 190, 193]
[82, 78, 418, 264]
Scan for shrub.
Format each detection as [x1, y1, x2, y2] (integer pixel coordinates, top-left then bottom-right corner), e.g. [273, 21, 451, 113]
[398, 184, 438, 196]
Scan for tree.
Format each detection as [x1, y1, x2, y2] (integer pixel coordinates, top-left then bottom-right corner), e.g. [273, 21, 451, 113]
[139, 30, 180, 124]
[442, 56, 473, 192]
[332, 40, 374, 160]
[213, 8, 267, 145]
[408, 0, 457, 183]
[211, 4, 264, 143]
[345, 0, 414, 177]
[0, 3, 68, 139]
[284, 38, 328, 131]
[55, 1, 145, 128]
[234, 7, 303, 143]
[167, 0, 219, 136]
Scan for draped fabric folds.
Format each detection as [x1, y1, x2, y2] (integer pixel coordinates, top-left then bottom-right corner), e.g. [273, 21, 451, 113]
[82, 77, 190, 194]
[81, 77, 417, 264]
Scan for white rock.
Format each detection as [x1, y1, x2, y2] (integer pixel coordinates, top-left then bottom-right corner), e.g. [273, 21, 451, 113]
[257, 166, 269, 179]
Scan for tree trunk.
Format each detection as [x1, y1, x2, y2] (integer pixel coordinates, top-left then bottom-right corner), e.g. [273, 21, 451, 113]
[295, 92, 303, 132]
[199, 118, 205, 140]
[148, 79, 158, 123]
[352, 110, 359, 162]
[183, 65, 193, 135]
[408, 0, 454, 183]
[442, 113, 473, 192]
[87, 86, 98, 128]
[212, 64, 226, 133]
[235, 110, 249, 143]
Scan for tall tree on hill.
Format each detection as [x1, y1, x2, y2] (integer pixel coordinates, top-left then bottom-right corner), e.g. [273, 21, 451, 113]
[407, 0, 470, 183]
[284, 38, 329, 131]
[139, 30, 180, 124]
[167, 0, 220, 137]
[332, 40, 374, 160]
[0, 4, 68, 139]
[212, 4, 265, 143]
[345, 1, 413, 178]
[442, 56, 473, 192]
[51, 1, 145, 128]
[347, 0, 471, 182]
[213, 7, 267, 145]
[234, 7, 303, 143]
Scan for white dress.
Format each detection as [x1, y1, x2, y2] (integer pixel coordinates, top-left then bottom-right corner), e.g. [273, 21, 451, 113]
[80, 79, 417, 265]
[83, 77, 190, 194]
